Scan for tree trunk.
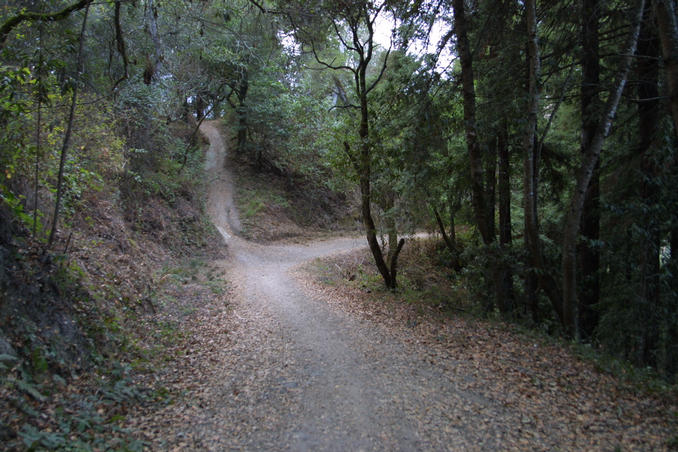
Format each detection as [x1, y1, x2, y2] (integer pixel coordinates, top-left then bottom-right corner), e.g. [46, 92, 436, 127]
[448, 197, 458, 247]
[637, 1, 661, 367]
[497, 121, 514, 314]
[485, 138, 497, 241]
[195, 92, 206, 121]
[236, 70, 249, 155]
[384, 191, 397, 266]
[653, 0, 678, 135]
[452, 0, 492, 245]
[432, 203, 460, 271]
[498, 123, 511, 250]
[523, 0, 549, 322]
[145, 0, 163, 74]
[356, 52, 398, 289]
[33, 94, 42, 238]
[578, 0, 602, 340]
[47, 4, 90, 248]
[33, 25, 43, 238]
[562, 0, 645, 338]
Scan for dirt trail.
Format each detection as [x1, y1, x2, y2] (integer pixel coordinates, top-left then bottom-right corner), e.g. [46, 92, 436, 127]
[190, 122, 520, 450]
[141, 122, 669, 450]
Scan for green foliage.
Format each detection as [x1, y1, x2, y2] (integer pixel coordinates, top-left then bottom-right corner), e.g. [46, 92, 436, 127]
[15, 363, 147, 451]
[240, 186, 290, 220]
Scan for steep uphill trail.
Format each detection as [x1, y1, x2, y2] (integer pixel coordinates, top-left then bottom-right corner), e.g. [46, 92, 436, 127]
[135, 122, 672, 451]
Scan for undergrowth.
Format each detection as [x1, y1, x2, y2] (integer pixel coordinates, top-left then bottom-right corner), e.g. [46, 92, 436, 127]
[309, 235, 678, 400]
[0, 115, 226, 449]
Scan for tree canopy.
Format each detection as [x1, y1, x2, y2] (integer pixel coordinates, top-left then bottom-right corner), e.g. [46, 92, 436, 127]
[2, 0, 677, 380]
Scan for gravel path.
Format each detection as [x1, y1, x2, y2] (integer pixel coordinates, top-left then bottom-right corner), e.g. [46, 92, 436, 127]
[136, 122, 673, 450]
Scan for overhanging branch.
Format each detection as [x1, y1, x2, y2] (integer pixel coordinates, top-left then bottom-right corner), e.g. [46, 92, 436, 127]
[0, 0, 94, 48]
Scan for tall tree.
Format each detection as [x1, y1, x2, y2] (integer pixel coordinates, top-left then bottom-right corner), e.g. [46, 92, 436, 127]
[497, 120, 514, 313]
[451, 0, 493, 245]
[47, 3, 90, 248]
[286, 0, 404, 288]
[561, 0, 645, 338]
[653, 0, 678, 135]
[636, 0, 662, 366]
[522, 0, 564, 323]
[578, 0, 602, 339]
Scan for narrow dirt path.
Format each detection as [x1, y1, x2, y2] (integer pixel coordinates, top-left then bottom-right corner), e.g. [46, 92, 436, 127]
[196, 121, 511, 450]
[137, 122, 672, 451]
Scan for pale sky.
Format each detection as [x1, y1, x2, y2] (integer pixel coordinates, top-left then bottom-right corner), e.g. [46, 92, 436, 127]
[373, 11, 454, 73]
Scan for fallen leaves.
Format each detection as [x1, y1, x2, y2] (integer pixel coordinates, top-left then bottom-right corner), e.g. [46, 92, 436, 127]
[300, 247, 678, 451]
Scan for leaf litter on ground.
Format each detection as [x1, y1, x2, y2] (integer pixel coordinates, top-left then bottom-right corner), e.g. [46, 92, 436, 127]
[297, 245, 678, 451]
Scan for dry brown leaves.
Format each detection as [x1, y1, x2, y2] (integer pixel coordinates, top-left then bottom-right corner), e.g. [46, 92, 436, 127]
[300, 248, 678, 451]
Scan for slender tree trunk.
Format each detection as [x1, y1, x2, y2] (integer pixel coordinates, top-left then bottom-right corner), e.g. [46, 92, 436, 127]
[356, 60, 399, 289]
[432, 203, 461, 271]
[196, 92, 206, 121]
[33, 96, 42, 237]
[671, 226, 678, 299]
[523, 0, 549, 322]
[384, 191, 399, 270]
[498, 124, 511, 250]
[578, 0, 602, 340]
[562, 0, 645, 338]
[485, 138, 497, 241]
[486, 139, 499, 313]
[454, 0, 500, 313]
[47, 4, 89, 248]
[33, 25, 43, 238]
[448, 198, 458, 247]
[452, 0, 492, 244]
[145, 0, 163, 73]
[497, 121, 514, 314]
[236, 70, 249, 155]
[653, 0, 678, 135]
[637, 1, 661, 367]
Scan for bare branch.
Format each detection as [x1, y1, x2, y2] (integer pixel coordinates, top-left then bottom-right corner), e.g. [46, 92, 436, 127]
[112, 1, 129, 91]
[308, 39, 356, 72]
[248, 0, 268, 13]
[537, 64, 574, 153]
[329, 103, 360, 111]
[366, 45, 391, 95]
[332, 18, 356, 52]
[0, 0, 94, 48]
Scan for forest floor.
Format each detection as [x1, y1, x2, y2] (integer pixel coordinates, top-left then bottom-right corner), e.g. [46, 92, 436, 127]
[127, 121, 677, 450]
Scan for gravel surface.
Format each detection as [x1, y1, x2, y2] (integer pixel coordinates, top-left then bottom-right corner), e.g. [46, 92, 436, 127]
[133, 122, 675, 451]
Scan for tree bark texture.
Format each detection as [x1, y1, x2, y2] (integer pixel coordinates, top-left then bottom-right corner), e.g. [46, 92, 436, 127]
[145, 0, 163, 76]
